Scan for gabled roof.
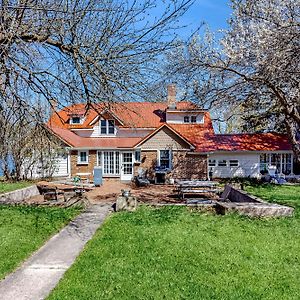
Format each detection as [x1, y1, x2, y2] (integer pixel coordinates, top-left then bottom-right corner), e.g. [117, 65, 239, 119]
[133, 124, 196, 149]
[47, 102, 293, 153]
[47, 125, 141, 149]
[48, 101, 203, 129]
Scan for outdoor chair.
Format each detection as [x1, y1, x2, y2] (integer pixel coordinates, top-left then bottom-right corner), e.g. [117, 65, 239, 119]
[135, 168, 150, 187]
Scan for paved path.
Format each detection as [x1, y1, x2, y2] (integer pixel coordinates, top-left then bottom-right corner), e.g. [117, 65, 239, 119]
[0, 204, 112, 300]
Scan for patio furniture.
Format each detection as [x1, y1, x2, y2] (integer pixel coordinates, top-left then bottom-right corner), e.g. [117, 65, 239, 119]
[176, 180, 219, 200]
[135, 168, 150, 187]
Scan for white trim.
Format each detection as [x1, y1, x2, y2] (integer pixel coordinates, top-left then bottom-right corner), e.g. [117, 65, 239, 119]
[99, 118, 117, 136]
[67, 151, 71, 178]
[77, 150, 89, 164]
[70, 116, 84, 125]
[134, 124, 195, 149]
[158, 149, 172, 169]
[70, 128, 93, 131]
[166, 109, 207, 113]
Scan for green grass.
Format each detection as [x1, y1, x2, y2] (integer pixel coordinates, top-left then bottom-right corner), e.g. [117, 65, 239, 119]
[0, 181, 33, 194]
[49, 184, 300, 300]
[245, 183, 300, 209]
[0, 205, 81, 279]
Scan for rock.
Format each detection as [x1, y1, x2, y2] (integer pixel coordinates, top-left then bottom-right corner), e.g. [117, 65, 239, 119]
[115, 196, 137, 212]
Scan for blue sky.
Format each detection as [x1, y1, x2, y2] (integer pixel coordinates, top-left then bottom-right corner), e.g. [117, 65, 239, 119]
[177, 0, 232, 39]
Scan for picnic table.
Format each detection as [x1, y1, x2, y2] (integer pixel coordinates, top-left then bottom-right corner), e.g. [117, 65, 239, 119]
[175, 180, 219, 199]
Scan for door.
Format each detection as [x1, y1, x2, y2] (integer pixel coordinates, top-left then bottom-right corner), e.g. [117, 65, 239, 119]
[121, 152, 133, 181]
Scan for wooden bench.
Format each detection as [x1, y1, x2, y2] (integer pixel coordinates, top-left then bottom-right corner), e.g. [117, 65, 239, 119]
[176, 180, 219, 200]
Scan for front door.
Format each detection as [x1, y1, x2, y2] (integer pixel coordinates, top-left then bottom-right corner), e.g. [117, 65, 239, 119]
[121, 152, 133, 181]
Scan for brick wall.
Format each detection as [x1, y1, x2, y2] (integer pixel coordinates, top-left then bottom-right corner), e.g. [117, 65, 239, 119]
[171, 152, 207, 180]
[70, 150, 97, 179]
[134, 150, 207, 181]
[134, 150, 157, 179]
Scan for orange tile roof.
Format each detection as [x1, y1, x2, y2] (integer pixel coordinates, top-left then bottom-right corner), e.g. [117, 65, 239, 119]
[47, 102, 293, 152]
[48, 101, 203, 129]
[47, 126, 141, 148]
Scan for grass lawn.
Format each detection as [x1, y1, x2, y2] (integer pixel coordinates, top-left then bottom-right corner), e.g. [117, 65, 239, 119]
[0, 181, 33, 194]
[49, 184, 300, 300]
[0, 205, 81, 279]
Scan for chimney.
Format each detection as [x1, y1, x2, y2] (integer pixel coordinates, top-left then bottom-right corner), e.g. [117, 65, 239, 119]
[167, 84, 176, 109]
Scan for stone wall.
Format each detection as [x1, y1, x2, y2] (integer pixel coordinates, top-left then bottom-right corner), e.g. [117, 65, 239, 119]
[70, 150, 97, 179]
[0, 185, 40, 204]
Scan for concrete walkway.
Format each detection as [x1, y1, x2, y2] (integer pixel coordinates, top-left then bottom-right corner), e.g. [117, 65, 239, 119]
[0, 204, 112, 300]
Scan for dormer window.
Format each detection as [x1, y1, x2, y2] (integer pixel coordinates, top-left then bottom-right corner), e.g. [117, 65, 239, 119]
[100, 119, 115, 135]
[184, 116, 190, 123]
[70, 116, 82, 124]
[191, 116, 197, 123]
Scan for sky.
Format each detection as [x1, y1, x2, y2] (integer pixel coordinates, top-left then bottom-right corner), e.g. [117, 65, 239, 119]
[177, 0, 232, 39]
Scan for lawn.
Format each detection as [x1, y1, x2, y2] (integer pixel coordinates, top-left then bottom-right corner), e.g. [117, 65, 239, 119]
[0, 205, 81, 279]
[0, 181, 33, 194]
[49, 184, 300, 300]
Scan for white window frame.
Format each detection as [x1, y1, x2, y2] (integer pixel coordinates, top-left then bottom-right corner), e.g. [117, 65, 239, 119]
[183, 116, 190, 123]
[98, 151, 120, 176]
[218, 160, 227, 167]
[158, 149, 172, 169]
[135, 149, 141, 163]
[77, 150, 89, 164]
[208, 159, 216, 167]
[229, 160, 239, 167]
[191, 116, 197, 123]
[99, 119, 116, 135]
[70, 116, 83, 124]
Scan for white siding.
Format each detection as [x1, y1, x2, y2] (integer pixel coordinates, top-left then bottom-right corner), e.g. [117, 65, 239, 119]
[166, 112, 204, 124]
[209, 153, 260, 178]
[73, 121, 152, 138]
[52, 154, 69, 177]
[22, 153, 69, 179]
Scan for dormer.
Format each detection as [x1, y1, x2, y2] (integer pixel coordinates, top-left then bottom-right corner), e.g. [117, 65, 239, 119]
[165, 84, 205, 124]
[70, 115, 84, 125]
[89, 109, 124, 137]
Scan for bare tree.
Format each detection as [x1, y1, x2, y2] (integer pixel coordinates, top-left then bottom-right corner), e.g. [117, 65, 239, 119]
[0, 0, 194, 179]
[0, 99, 62, 180]
[0, 0, 193, 111]
[164, 0, 300, 160]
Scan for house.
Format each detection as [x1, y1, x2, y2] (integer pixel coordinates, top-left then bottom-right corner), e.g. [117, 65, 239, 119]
[46, 85, 298, 182]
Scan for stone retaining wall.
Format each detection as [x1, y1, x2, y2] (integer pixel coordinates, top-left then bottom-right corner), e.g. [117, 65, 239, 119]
[0, 185, 40, 204]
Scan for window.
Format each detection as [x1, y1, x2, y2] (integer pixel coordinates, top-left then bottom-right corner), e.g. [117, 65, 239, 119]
[218, 160, 227, 167]
[159, 150, 171, 169]
[108, 120, 115, 134]
[102, 151, 120, 175]
[260, 153, 269, 174]
[135, 150, 141, 162]
[282, 154, 292, 175]
[100, 119, 115, 135]
[70, 116, 81, 124]
[229, 160, 239, 167]
[191, 116, 197, 123]
[78, 151, 88, 164]
[208, 159, 216, 167]
[184, 116, 190, 123]
[100, 120, 107, 134]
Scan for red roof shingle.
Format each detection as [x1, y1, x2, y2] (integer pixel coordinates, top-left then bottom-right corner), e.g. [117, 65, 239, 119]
[47, 102, 292, 152]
